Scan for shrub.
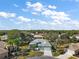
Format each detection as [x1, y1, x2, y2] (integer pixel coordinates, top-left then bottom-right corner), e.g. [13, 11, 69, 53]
[68, 56, 77, 59]
[28, 50, 43, 57]
[53, 51, 60, 56]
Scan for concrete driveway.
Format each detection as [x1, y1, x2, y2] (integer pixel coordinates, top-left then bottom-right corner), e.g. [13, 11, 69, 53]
[44, 48, 52, 56]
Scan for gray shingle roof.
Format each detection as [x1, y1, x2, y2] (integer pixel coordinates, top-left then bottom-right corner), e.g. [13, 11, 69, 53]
[29, 39, 51, 47]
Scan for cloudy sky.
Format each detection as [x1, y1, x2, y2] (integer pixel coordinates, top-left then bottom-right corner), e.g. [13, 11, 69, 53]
[0, 0, 79, 30]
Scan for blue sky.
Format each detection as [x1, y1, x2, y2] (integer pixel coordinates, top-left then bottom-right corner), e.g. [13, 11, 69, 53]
[0, 0, 79, 30]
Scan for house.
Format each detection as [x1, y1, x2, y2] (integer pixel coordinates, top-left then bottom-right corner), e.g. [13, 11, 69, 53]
[0, 41, 8, 59]
[29, 39, 52, 56]
[29, 39, 51, 51]
[29, 34, 52, 56]
[74, 34, 79, 40]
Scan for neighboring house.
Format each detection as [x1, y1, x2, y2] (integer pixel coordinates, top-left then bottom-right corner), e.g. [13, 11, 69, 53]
[69, 34, 79, 40]
[74, 34, 79, 40]
[0, 34, 8, 41]
[57, 43, 79, 59]
[29, 39, 52, 56]
[69, 33, 79, 40]
[58, 33, 69, 39]
[69, 43, 79, 55]
[34, 35, 43, 39]
[0, 41, 8, 59]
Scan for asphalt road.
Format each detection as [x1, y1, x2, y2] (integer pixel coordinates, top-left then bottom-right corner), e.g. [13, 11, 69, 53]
[27, 56, 58, 59]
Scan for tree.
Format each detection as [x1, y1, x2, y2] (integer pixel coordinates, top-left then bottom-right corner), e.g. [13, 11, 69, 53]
[19, 32, 26, 43]
[7, 38, 20, 46]
[26, 34, 34, 43]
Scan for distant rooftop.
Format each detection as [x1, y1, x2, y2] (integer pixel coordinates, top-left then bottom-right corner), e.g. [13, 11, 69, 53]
[34, 35, 43, 38]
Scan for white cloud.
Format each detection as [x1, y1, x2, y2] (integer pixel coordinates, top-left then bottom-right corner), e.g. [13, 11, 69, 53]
[51, 15, 70, 21]
[42, 9, 68, 17]
[38, 20, 48, 25]
[42, 10, 56, 16]
[26, 2, 44, 12]
[17, 16, 31, 23]
[53, 19, 62, 24]
[42, 9, 70, 21]
[25, 2, 79, 30]
[0, 12, 16, 18]
[48, 5, 57, 9]
[15, 22, 22, 24]
[26, 1, 69, 22]
[26, 2, 60, 19]
[22, 9, 28, 12]
[2, 2, 78, 30]
[26, 2, 31, 7]
[13, 4, 19, 7]
[32, 12, 38, 15]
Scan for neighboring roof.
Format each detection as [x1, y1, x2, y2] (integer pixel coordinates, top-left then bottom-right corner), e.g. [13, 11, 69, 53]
[27, 56, 58, 59]
[29, 39, 51, 47]
[0, 41, 6, 48]
[34, 35, 43, 38]
[69, 43, 79, 51]
[0, 48, 8, 54]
